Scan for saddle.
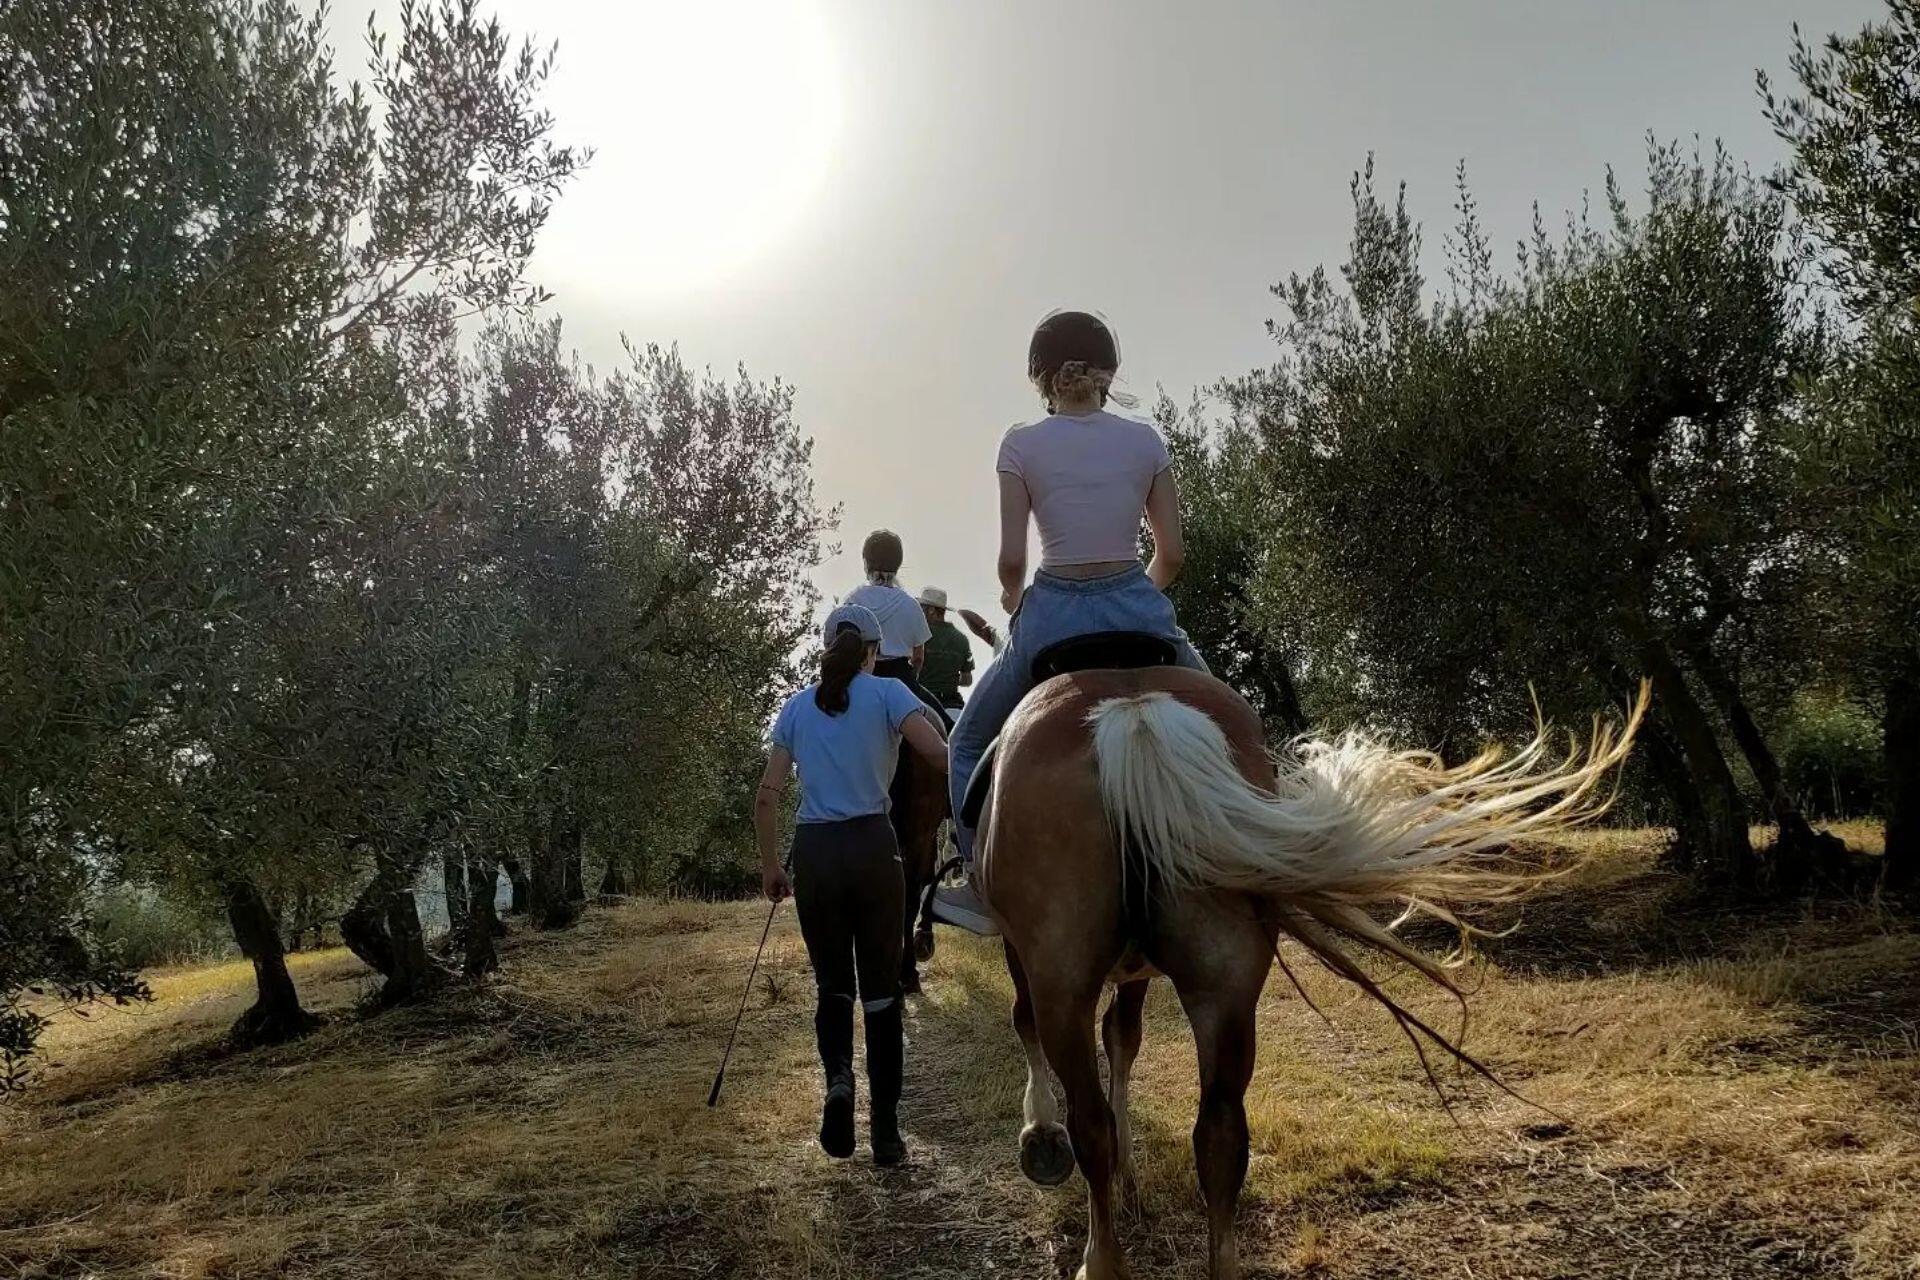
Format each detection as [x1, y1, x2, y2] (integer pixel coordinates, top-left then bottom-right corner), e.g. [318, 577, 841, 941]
[958, 631, 1178, 828]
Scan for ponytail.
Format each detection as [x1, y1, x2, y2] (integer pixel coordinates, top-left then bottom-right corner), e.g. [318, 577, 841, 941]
[1042, 361, 1138, 411]
[815, 627, 869, 716]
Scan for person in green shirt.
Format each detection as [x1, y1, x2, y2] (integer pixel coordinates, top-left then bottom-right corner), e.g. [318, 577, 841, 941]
[914, 587, 975, 713]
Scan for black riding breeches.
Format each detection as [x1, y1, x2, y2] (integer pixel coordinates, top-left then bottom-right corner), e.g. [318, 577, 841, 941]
[791, 815, 906, 1011]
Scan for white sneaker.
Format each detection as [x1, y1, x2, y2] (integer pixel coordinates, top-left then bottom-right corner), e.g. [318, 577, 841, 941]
[931, 880, 999, 936]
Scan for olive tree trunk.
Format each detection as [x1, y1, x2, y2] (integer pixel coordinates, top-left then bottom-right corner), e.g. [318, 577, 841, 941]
[1638, 715, 1713, 868]
[598, 858, 632, 898]
[441, 850, 470, 955]
[340, 854, 448, 1006]
[564, 825, 586, 904]
[220, 875, 319, 1046]
[1686, 643, 1851, 887]
[1885, 667, 1919, 890]
[463, 850, 502, 977]
[501, 857, 530, 914]
[527, 805, 581, 930]
[1639, 635, 1756, 887]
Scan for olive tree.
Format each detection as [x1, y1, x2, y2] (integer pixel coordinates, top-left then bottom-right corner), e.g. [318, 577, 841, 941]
[1227, 146, 1839, 888]
[463, 324, 829, 925]
[1765, 0, 1920, 885]
[0, 0, 580, 1054]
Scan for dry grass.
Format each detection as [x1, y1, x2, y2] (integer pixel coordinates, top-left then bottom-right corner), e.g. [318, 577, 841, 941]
[2, 829, 1915, 1279]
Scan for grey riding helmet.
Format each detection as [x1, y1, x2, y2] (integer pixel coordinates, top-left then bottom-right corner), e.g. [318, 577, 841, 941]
[822, 602, 882, 649]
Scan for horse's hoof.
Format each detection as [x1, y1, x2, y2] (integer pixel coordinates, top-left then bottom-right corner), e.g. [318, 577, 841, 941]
[913, 927, 935, 963]
[1019, 1121, 1075, 1186]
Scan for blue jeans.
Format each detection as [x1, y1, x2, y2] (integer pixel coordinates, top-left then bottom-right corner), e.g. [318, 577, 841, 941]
[947, 565, 1207, 863]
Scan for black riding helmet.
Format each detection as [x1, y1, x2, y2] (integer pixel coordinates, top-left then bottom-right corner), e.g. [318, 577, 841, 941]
[1027, 309, 1120, 387]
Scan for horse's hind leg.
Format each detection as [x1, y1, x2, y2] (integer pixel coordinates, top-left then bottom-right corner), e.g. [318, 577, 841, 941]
[898, 854, 925, 992]
[1101, 978, 1149, 1215]
[892, 750, 933, 992]
[1188, 991, 1257, 1280]
[1007, 942, 1073, 1186]
[912, 875, 936, 963]
[1030, 963, 1130, 1280]
[1161, 917, 1270, 1280]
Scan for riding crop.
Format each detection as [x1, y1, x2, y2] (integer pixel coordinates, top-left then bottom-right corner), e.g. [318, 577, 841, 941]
[706, 896, 782, 1107]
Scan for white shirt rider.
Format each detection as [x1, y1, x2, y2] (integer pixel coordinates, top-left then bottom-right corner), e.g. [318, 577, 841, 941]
[843, 576, 931, 661]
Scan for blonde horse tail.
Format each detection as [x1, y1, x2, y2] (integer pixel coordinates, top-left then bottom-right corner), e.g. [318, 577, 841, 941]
[1088, 684, 1648, 1010]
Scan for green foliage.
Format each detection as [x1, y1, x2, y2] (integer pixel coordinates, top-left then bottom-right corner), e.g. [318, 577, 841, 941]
[1156, 1, 1914, 885]
[1209, 143, 1842, 881]
[1777, 692, 1885, 821]
[1, 841, 151, 1095]
[3, 0, 820, 1048]
[1232, 146, 1809, 717]
[1791, 331, 1920, 695]
[1767, 0, 1920, 879]
[464, 322, 828, 908]
[1155, 396, 1308, 734]
[1762, 1, 1920, 317]
[90, 884, 234, 970]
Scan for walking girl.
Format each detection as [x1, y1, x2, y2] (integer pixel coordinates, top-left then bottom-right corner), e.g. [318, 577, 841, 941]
[755, 603, 950, 1164]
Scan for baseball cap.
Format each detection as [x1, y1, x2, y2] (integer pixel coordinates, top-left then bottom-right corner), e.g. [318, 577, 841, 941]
[822, 602, 882, 648]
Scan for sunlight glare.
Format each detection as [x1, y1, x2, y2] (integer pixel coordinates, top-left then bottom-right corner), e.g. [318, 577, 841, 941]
[535, 0, 842, 299]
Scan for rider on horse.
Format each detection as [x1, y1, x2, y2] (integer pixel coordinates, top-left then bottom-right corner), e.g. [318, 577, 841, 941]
[750, 313, 1645, 1271]
[842, 529, 950, 730]
[912, 586, 974, 715]
[841, 531, 954, 996]
[934, 309, 1208, 934]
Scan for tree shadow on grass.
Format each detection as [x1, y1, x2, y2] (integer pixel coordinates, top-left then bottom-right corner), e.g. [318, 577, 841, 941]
[1400, 862, 1905, 981]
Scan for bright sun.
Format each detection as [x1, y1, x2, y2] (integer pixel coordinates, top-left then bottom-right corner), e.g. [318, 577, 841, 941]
[532, 0, 843, 299]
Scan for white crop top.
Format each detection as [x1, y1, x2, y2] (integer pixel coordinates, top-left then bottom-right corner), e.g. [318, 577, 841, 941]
[995, 411, 1172, 567]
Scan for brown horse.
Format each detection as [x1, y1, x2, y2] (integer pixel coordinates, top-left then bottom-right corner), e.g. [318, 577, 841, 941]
[892, 724, 952, 993]
[978, 666, 1644, 1280]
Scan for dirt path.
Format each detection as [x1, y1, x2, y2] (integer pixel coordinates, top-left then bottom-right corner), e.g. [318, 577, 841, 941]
[3, 852, 1915, 1279]
[729, 925, 1879, 1280]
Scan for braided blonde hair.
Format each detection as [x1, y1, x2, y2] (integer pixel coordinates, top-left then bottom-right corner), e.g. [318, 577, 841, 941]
[1035, 360, 1136, 411]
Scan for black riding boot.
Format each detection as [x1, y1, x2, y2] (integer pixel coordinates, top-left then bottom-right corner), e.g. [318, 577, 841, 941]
[865, 1001, 907, 1165]
[815, 996, 856, 1158]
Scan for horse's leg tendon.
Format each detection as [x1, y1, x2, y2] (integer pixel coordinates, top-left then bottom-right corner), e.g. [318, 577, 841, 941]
[1101, 979, 1150, 1216]
[1178, 983, 1259, 1280]
[1008, 942, 1073, 1185]
[1152, 897, 1271, 1280]
[1031, 968, 1129, 1280]
[892, 750, 921, 992]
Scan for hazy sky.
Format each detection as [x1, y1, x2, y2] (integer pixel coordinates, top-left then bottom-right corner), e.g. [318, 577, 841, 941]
[328, 0, 1878, 647]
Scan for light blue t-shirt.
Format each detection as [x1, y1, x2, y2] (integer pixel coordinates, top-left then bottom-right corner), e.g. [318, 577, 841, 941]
[773, 672, 927, 823]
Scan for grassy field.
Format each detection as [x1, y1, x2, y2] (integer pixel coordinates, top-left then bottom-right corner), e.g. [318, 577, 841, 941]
[2, 827, 1916, 1279]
